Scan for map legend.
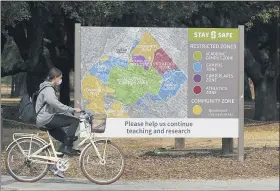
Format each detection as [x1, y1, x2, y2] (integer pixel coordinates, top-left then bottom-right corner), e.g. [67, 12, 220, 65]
[193, 74, 201, 82]
[193, 105, 202, 115]
[187, 28, 239, 118]
[193, 62, 202, 72]
[193, 51, 203, 61]
[193, 86, 202, 94]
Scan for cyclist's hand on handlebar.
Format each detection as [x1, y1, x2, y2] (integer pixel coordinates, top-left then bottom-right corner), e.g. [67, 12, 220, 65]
[74, 108, 82, 113]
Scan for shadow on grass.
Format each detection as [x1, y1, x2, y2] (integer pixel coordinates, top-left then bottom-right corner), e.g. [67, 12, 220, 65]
[142, 146, 279, 159]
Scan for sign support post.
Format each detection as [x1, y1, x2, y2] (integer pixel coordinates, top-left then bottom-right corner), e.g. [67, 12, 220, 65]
[222, 138, 233, 154]
[74, 23, 81, 110]
[73, 23, 82, 149]
[238, 25, 245, 162]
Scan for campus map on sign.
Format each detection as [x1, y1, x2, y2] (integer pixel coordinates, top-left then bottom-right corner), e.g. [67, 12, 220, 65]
[79, 27, 241, 138]
[81, 28, 188, 118]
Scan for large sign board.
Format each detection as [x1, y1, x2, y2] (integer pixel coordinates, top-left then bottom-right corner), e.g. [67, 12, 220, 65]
[75, 26, 244, 141]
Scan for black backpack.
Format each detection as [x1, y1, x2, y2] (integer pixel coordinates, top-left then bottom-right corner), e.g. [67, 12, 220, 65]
[19, 86, 53, 124]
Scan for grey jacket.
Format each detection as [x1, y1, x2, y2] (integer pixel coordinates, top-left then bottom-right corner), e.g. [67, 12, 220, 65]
[36, 81, 75, 127]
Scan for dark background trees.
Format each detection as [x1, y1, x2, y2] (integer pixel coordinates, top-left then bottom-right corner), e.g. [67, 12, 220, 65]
[1, 1, 279, 121]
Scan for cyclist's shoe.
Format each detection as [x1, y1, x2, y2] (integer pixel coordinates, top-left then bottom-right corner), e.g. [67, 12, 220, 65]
[69, 136, 81, 155]
[59, 144, 80, 156]
[59, 137, 80, 157]
[72, 136, 78, 142]
[49, 165, 65, 178]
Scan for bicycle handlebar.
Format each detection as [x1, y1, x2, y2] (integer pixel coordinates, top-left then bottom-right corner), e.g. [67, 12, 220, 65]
[80, 110, 94, 117]
[75, 110, 96, 118]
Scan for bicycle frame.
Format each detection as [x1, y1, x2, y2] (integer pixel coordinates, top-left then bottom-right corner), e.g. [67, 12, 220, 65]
[6, 118, 110, 165]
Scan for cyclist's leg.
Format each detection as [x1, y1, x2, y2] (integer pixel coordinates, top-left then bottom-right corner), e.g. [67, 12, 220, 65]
[49, 164, 65, 178]
[43, 126, 67, 178]
[48, 128, 66, 143]
[45, 114, 79, 156]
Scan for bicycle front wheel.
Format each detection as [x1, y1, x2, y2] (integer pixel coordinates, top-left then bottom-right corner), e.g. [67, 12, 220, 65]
[80, 140, 125, 185]
[5, 138, 50, 182]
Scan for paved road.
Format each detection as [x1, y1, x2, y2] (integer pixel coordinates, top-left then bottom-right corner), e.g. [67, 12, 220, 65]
[1, 175, 279, 190]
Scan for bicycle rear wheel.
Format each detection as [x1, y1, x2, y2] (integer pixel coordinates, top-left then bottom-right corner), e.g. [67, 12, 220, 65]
[80, 140, 125, 185]
[5, 138, 50, 182]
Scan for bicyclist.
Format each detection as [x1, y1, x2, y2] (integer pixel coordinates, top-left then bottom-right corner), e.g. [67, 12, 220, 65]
[36, 67, 81, 157]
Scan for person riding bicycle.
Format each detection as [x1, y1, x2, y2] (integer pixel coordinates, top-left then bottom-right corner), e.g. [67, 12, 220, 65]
[36, 67, 81, 157]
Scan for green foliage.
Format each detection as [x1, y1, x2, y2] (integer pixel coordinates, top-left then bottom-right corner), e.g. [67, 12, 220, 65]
[1, 1, 278, 68]
[1, 1, 30, 28]
[60, 1, 127, 25]
[246, 4, 279, 30]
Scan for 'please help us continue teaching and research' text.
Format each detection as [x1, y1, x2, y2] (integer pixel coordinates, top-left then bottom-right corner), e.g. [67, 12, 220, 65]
[125, 120, 192, 136]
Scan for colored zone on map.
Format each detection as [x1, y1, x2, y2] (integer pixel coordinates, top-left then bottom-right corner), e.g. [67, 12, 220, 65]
[107, 65, 163, 105]
[82, 32, 187, 116]
[148, 70, 187, 101]
[89, 56, 128, 83]
[152, 48, 178, 74]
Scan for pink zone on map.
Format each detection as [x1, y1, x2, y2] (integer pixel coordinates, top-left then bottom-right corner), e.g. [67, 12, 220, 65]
[132, 55, 150, 70]
[152, 48, 178, 74]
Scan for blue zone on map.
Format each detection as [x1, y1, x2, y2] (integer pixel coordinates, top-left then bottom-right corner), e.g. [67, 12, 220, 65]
[130, 40, 139, 53]
[135, 98, 148, 109]
[90, 57, 128, 84]
[137, 69, 187, 106]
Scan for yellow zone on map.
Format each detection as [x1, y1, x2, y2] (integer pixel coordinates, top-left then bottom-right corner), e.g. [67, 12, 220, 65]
[82, 73, 115, 114]
[107, 101, 128, 118]
[99, 55, 110, 63]
[130, 32, 160, 63]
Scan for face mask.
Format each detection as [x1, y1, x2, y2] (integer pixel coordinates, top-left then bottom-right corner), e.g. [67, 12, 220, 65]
[56, 79, 62, 86]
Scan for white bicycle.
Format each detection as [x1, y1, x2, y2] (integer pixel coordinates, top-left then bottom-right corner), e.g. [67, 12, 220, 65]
[5, 111, 125, 185]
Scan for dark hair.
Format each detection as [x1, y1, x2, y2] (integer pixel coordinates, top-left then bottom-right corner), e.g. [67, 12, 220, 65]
[47, 67, 62, 81]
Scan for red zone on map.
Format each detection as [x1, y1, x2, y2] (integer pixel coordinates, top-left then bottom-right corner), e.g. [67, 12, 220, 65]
[152, 48, 178, 74]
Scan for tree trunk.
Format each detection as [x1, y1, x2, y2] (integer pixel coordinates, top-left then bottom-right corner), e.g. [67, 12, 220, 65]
[57, 17, 76, 106]
[60, 67, 70, 105]
[7, 22, 29, 60]
[245, 29, 279, 121]
[277, 76, 280, 102]
[25, 2, 49, 96]
[244, 72, 252, 101]
[10, 72, 27, 98]
[11, 75, 16, 97]
[26, 70, 48, 96]
[254, 77, 278, 121]
[26, 4, 44, 72]
[1, 32, 7, 53]
[255, 19, 280, 121]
